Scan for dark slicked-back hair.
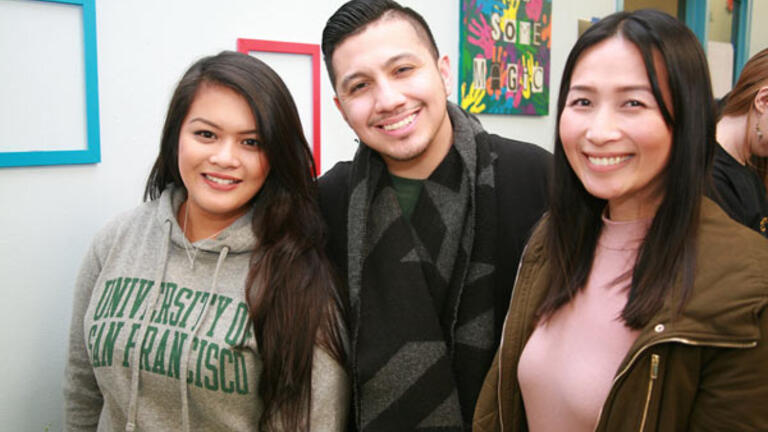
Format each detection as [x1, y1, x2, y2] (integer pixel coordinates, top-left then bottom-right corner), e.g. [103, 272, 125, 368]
[539, 9, 715, 329]
[321, 0, 439, 88]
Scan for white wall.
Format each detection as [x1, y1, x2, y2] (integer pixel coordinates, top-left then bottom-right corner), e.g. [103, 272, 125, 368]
[749, 0, 768, 57]
[0, 1, 621, 429]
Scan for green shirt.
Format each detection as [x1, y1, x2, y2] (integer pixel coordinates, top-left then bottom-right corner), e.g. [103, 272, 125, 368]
[390, 174, 424, 220]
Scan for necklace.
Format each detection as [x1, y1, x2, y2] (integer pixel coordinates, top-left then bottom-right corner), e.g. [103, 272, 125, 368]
[181, 203, 227, 268]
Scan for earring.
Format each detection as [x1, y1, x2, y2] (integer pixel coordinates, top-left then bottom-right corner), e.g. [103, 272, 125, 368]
[758, 124, 764, 141]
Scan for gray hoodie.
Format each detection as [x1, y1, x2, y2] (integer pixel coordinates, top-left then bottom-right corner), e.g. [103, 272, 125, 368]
[64, 186, 349, 431]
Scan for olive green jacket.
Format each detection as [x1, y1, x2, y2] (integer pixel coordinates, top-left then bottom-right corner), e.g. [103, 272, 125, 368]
[473, 198, 768, 432]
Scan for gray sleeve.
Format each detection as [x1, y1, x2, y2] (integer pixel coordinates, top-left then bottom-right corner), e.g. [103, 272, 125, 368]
[309, 347, 350, 431]
[63, 239, 104, 431]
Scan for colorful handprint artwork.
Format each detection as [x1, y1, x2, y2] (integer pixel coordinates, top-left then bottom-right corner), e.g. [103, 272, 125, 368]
[459, 0, 551, 115]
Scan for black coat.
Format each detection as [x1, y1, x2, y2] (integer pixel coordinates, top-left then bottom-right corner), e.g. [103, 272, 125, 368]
[710, 144, 768, 238]
[318, 131, 552, 344]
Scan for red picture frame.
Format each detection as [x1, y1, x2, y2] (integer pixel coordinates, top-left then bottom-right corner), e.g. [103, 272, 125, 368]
[237, 38, 322, 173]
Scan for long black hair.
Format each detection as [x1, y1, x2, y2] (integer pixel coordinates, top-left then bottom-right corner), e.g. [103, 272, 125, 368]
[144, 51, 346, 431]
[539, 10, 716, 328]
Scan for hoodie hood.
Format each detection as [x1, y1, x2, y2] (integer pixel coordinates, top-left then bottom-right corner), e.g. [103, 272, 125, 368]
[156, 185, 261, 256]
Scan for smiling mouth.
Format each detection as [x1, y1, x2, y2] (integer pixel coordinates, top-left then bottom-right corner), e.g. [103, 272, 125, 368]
[587, 155, 632, 166]
[380, 113, 417, 131]
[203, 173, 241, 185]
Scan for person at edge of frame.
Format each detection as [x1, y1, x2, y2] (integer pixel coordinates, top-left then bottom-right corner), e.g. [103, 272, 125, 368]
[317, 1, 552, 430]
[710, 48, 768, 238]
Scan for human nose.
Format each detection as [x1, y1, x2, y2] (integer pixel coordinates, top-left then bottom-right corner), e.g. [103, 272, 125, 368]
[209, 139, 240, 168]
[374, 79, 406, 112]
[585, 107, 621, 145]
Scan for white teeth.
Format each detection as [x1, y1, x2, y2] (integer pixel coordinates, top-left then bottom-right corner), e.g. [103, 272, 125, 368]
[588, 155, 631, 166]
[204, 174, 238, 184]
[382, 114, 416, 131]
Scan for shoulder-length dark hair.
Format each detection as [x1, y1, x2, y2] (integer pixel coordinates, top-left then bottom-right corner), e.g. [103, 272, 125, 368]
[144, 51, 346, 431]
[539, 10, 716, 329]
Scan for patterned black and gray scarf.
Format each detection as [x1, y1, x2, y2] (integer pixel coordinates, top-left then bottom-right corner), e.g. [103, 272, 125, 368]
[347, 104, 499, 431]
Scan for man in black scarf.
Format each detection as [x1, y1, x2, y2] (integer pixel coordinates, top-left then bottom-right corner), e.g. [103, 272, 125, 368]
[318, 1, 551, 430]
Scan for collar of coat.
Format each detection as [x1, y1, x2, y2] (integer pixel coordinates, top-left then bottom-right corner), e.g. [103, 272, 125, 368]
[520, 197, 768, 350]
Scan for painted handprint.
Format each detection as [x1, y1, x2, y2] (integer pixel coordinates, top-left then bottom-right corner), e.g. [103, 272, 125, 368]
[467, 14, 495, 58]
[474, 0, 506, 15]
[525, 0, 543, 21]
[461, 81, 487, 113]
[501, 0, 521, 23]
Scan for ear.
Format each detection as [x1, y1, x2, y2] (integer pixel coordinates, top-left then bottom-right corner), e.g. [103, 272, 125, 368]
[333, 96, 349, 122]
[754, 86, 768, 114]
[437, 55, 452, 97]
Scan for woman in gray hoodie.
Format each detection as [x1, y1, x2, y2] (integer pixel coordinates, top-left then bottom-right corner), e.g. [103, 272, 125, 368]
[64, 51, 349, 431]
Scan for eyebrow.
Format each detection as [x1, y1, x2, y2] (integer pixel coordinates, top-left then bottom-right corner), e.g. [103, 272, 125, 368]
[569, 84, 653, 93]
[383, 53, 420, 68]
[338, 52, 421, 90]
[188, 117, 259, 135]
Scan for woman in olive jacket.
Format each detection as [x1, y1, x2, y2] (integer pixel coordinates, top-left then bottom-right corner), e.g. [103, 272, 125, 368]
[473, 10, 768, 432]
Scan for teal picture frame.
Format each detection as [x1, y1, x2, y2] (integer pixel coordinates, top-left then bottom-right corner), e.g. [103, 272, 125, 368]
[733, 0, 752, 80]
[0, 0, 100, 167]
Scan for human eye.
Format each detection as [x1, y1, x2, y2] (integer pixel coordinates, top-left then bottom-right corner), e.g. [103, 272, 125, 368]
[568, 97, 591, 107]
[395, 65, 414, 75]
[242, 138, 262, 147]
[347, 81, 368, 95]
[194, 130, 216, 140]
[624, 99, 646, 108]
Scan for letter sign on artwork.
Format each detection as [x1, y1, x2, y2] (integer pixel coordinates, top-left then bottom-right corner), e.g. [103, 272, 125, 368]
[459, 0, 551, 115]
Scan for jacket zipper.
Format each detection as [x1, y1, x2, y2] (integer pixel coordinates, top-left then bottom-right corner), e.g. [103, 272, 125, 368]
[497, 241, 532, 432]
[638, 353, 659, 432]
[593, 337, 756, 431]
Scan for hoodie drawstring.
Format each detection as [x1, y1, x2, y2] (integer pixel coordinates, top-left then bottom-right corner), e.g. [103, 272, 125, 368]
[125, 220, 172, 432]
[124, 220, 231, 432]
[179, 246, 230, 432]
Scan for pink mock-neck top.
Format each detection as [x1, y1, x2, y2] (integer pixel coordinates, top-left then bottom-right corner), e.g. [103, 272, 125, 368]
[517, 215, 650, 432]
